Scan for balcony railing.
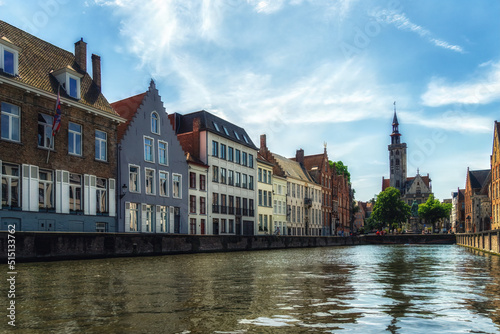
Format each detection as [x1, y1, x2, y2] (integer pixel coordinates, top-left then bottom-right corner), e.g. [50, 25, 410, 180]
[212, 204, 220, 213]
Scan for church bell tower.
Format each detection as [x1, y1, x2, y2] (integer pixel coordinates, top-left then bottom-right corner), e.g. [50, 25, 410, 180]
[388, 102, 407, 194]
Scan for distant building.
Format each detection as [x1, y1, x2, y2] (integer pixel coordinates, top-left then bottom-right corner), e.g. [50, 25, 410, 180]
[259, 135, 322, 236]
[0, 20, 123, 232]
[272, 172, 287, 235]
[257, 155, 273, 234]
[491, 121, 500, 231]
[464, 168, 491, 233]
[293, 146, 336, 236]
[451, 188, 465, 233]
[111, 80, 188, 233]
[337, 174, 352, 234]
[353, 200, 365, 232]
[382, 104, 433, 204]
[186, 153, 209, 234]
[170, 110, 258, 235]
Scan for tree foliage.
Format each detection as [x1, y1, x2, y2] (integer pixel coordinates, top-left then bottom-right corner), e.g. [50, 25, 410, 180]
[372, 187, 411, 229]
[329, 160, 351, 182]
[418, 195, 452, 229]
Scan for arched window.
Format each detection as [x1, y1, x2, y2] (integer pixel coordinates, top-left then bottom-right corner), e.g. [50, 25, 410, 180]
[396, 150, 399, 155]
[396, 159, 400, 166]
[151, 112, 159, 134]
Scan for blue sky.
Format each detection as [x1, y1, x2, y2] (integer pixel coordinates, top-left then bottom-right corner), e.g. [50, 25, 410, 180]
[2, 0, 499, 202]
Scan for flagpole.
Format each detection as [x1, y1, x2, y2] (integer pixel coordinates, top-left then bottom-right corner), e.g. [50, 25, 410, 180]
[46, 86, 61, 164]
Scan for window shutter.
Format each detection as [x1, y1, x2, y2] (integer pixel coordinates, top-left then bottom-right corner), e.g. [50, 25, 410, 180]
[23, 165, 39, 212]
[108, 178, 116, 217]
[89, 175, 96, 215]
[84, 175, 90, 215]
[124, 202, 131, 232]
[155, 205, 162, 233]
[141, 203, 147, 232]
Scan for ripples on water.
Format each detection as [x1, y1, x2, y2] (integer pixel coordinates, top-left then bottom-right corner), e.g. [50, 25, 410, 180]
[7, 245, 500, 333]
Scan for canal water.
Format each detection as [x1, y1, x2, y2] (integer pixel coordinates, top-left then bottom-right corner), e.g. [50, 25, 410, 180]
[7, 245, 500, 333]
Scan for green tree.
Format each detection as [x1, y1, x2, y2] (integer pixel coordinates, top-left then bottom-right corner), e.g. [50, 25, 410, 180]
[372, 187, 411, 230]
[418, 194, 452, 232]
[329, 160, 351, 182]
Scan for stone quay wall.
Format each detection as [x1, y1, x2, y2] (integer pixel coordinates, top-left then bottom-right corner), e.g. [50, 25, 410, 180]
[0, 232, 456, 262]
[456, 230, 500, 256]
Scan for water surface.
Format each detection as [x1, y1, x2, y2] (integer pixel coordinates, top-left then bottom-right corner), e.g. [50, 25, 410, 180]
[7, 245, 500, 333]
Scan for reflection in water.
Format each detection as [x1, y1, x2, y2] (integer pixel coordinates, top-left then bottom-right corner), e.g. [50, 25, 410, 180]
[9, 245, 500, 333]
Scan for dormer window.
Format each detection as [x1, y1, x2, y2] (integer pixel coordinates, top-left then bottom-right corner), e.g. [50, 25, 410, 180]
[213, 121, 220, 132]
[0, 37, 20, 76]
[52, 66, 83, 100]
[234, 131, 240, 140]
[151, 112, 159, 134]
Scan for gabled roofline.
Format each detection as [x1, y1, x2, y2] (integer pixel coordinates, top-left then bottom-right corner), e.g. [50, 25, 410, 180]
[0, 76, 125, 123]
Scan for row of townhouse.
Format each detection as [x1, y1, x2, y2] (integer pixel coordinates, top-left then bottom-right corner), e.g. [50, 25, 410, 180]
[258, 135, 352, 236]
[0, 20, 352, 236]
[450, 121, 500, 233]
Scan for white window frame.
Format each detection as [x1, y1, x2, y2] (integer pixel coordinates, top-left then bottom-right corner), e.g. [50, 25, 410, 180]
[1, 162, 20, 208]
[172, 173, 182, 199]
[159, 171, 169, 197]
[158, 140, 168, 166]
[129, 164, 141, 193]
[151, 111, 160, 135]
[96, 177, 107, 214]
[68, 122, 82, 156]
[0, 42, 19, 76]
[38, 113, 54, 150]
[67, 74, 80, 99]
[1, 102, 20, 142]
[38, 169, 54, 209]
[144, 136, 154, 163]
[69, 173, 82, 212]
[127, 202, 140, 232]
[145, 168, 156, 195]
[95, 130, 107, 161]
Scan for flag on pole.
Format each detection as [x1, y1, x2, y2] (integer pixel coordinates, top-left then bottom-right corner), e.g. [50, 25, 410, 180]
[52, 86, 62, 136]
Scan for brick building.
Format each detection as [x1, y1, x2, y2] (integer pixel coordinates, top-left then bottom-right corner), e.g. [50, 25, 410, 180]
[491, 121, 500, 231]
[464, 168, 491, 233]
[336, 172, 351, 235]
[292, 146, 336, 236]
[0, 20, 123, 232]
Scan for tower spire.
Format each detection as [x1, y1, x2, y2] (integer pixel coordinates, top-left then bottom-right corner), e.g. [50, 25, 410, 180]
[392, 101, 398, 126]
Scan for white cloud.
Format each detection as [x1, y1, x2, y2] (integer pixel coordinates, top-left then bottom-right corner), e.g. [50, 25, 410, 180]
[373, 9, 464, 53]
[400, 110, 492, 134]
[421, 61, 500, 106]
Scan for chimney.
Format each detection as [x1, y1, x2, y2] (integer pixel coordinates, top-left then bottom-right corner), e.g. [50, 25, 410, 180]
[91, 54, 101, 92]
[296, 149, 304, 165]
[193, 117, 201, 133]
[74, 38, 87, 73]
[260, 134, 267, 149]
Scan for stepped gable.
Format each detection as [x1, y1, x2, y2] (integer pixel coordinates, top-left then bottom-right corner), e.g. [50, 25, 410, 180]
[111, 92, 147, 141]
